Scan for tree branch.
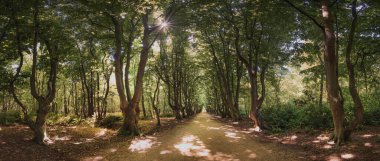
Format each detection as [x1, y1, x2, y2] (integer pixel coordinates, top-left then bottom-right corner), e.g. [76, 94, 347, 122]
[282, 0, 325, 31]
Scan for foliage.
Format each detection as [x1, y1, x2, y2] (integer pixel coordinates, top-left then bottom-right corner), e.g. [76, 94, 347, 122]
[363, 106, 380, 126]
[0, 110, 21, 126]
[99, 115, 122, 128]
[47, 114, 84, 126]
[261, 103, 333, 133]
[160, 113, 174, 117]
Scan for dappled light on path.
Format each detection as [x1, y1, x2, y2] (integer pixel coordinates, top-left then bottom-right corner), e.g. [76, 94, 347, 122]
[326, 154, 342, 161]
[109, 148, 118, 153]
[323, 144, 333, 149]
[340, 153, 355, 159]
[83, 156, 104, 161]
[325, 153, 356, 161]
[32, 112, 317, 161]
[224, 132, 241, 139]
[95, 129, 107, 137]
[173, 134, 242, 160]
[364, 142, 372, 147]
[129, 136, 158, 153]
[361, 134, 374, 138]
[207, 126, 221, 130]
[52, 135, 72, 141]
[174, 135, 210, 157]
[160, 150, 173, 154]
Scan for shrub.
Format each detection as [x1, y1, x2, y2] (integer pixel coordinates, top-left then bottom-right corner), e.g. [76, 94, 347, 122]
[161, 113, 174, 117]
[99, 115, 122, 128]
[261, 103, 332, 133]
[0, 110, 21, 125]
[363, 106, 380, 126]
[261, 104, 297, 131]
[47, 114, 83, 126]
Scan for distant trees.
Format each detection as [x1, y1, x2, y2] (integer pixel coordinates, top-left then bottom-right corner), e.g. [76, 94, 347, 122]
[193, 0, 294, 131]
[156, 27, 202, 120]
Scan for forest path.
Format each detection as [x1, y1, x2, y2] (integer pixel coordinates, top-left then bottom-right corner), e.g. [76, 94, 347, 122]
[102, 112, 306, 161]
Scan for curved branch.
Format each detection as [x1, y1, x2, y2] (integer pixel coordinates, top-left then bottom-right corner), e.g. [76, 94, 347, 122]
[282, 0, 324, 31]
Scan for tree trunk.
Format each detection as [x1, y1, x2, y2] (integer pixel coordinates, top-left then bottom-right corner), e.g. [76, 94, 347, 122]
[141, 90, 147, 119]
[151, 78, 161, 127]
[88, 70, 94, 117]
[63, 84, 68, 116]
[120, 11, 156, 135]
[321, 0, 345, 145]
[33, 101, 50, 144]
[248, 71, 261, 130]
[345, 0, 363, 138]
[80, 79, 87, 118]
[319, 73, 324, 106]
[110, 16, 132, 135]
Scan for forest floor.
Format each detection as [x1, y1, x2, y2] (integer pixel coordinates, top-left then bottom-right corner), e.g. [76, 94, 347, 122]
[216, 116, 380, 161]
[0, 113, 379, 161]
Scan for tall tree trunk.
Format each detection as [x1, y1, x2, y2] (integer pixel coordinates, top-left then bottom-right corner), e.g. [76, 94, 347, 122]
[233, 26, 262, 130]
[80, 77, 87, 118]
[233, 58, 243, 120]
[141, 89, 147, 119]
[88, 70, 94, 117]
[102, 68, 111, 118]
[110, 16, 131, 135]
[151, 78, 161, 127]
[319, 73, 324, 106]
[73, 81, 78, 116]
[28, 0, 59, 144]
[121, 11, 157, 135]
[321, 0, 345, 144]
[345, 0, 363, 138]
[63, 84, 68, 116]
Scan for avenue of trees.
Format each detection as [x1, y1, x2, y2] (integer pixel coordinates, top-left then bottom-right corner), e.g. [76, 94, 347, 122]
[0, 0, 379, 146]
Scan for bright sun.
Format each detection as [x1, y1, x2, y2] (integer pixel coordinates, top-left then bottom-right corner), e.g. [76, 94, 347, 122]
[160, 21, 169, 29]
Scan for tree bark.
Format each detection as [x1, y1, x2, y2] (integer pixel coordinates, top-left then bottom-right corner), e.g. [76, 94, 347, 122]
[151, 78, 161, 127]
[63, 84, 68, 116]
[233, 26, 263, 130]
[284, 0, 347, 145]
[141, 89, 147, 119]
[110, 16, 134, 135]
[121, 11, 158, 135]
[345, 0, 363, 138]
[321, 0, 345, 144]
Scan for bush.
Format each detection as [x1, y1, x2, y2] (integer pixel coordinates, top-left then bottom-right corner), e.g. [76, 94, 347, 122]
[363, 106, 380, 126]
[99, 115, 122, 128]
[161, 113, 174, 117]
[0, 110, 21, 125]
[261, 104, 297, 131]
[292, 104, 332, 129]
[261, 103, 332, 133]
[47, 114, 83, 126]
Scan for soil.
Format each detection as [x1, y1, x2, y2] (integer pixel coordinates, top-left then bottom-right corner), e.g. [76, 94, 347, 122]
[216, 116, 380, 161]
[0, 113, 378, 161]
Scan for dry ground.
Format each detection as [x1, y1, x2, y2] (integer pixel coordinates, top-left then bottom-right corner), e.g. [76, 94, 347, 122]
[216, 116, 380, 161]
[0, 113, 379, 161]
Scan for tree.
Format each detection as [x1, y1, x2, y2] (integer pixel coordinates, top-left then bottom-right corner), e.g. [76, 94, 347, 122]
[283, 0, 369, 144]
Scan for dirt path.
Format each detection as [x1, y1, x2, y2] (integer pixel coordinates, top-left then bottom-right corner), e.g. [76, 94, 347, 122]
[102, 113, 306, 161]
